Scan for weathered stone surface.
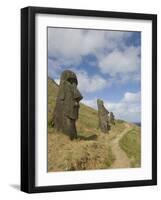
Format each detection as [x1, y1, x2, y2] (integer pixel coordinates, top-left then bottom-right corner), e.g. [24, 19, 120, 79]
[97, 99, 110, 133]
[110, 112, 115, 125]
[52, 70, 83, 139]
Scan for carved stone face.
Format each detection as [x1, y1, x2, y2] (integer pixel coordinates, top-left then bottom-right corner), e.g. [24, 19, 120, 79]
[53, 70, 83, 139]
[59, 70, 83, 120]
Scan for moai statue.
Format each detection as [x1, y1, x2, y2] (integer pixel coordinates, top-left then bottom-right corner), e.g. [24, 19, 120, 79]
[97, 99, 110, 133]
[52, 70, 83, 140]
[110, 112, 115, 125]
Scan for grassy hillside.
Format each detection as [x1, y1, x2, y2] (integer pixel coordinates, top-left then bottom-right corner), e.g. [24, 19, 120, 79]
[47, 77, 141, 172]
[119, 127, 141, 167]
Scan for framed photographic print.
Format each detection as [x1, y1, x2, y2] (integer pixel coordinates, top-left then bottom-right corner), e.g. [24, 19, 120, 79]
[21, 6, 157, 193]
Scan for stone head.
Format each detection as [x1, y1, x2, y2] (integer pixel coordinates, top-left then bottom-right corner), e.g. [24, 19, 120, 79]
[97, 99, 104, 108]
[58, 70, 83, 120]
[60, 70, 78, 85]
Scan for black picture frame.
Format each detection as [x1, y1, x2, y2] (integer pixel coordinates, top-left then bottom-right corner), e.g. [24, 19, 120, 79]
[21, 6, 157, 193]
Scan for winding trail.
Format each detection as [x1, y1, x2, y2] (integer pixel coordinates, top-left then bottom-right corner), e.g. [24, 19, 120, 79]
[110, 124, 131, 169]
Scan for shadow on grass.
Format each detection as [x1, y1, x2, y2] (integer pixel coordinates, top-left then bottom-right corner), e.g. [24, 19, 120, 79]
[78, 134, 98, 141]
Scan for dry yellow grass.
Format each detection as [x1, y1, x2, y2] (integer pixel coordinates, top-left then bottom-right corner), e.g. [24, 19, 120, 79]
[47, 77, 141, 172]
[48, 130, 115, 171]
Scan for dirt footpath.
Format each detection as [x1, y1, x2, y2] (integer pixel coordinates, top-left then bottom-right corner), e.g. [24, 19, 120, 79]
[110, 124, 131, 169]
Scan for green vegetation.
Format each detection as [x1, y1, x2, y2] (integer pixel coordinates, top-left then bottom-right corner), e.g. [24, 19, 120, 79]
[117, 119, 125, 124]
[119, 128, 141, 167]
[105, 147, 116, 167]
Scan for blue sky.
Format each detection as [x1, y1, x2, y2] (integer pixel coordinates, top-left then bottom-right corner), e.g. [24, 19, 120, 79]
[48, 27, 141, 123]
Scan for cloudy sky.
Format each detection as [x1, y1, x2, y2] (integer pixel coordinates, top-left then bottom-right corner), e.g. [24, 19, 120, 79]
[48, 27, 141, 123]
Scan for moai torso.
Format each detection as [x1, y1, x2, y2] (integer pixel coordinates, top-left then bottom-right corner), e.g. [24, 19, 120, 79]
[97, 99, 110, 133]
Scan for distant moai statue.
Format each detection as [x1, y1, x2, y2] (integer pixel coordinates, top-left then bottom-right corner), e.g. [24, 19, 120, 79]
[109, 112, 115, 125]
[52, 70, 83, 140]
[97, 99, 110, 133]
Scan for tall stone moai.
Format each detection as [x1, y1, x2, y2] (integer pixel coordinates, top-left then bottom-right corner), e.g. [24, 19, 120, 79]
[97, 99, 110, 133]
[52, 70, 83, 140]
[109, 112, 115, 125]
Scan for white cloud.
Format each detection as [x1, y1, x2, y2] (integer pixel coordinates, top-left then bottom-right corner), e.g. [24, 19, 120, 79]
[123, 91, 140, 103]
[107, 91, 141, 122]
[82, 91, 141, 122]
[48, 28, 83, 60]
[77, 71, 107, 93]
[48, 28, 140, 88]
[48, 28, 105, 66]
[98, 46, 140, 76]
[48, 58, 62, 71]
[48, 28, 133, 67]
